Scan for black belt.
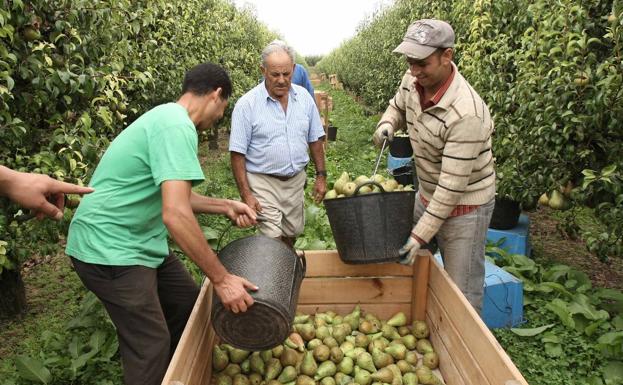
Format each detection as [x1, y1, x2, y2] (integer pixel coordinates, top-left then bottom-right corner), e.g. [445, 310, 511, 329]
[265, 172, 299, 181]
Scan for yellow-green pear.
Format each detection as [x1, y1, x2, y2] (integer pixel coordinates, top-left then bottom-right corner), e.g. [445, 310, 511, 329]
[343, 182, 357, 197]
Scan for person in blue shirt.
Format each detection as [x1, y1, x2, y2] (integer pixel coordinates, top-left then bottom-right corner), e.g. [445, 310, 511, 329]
[293, 63, 315, 96]
[229, 40, 327, 248]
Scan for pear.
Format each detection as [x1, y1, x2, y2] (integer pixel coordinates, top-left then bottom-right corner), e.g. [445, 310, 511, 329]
[277, 366, 297, 383]
[337, 194, 345, 198]
[241, 358, 251, 374]
[295, 375, 315, 385]
[249, 373, 262, 385]
[354, 175, 370, 187]
[355, 333, 370, 348]
[333, 324, 349, 343]
[396, 360, 415, 374]
[261, 350, 273, 363]
[343, 182, 357, 197]
[372, 347, 394, 368]
[397, 326, 410, 337]
[549, 190, 565, 210]
[321, 376, 336, 385]
[340, 340, 355, 354]
[271, 345, 284, 358]
[294, 314, 311, 324]
[404, 351, 419, 366]
[230, 348, 251, 364]
[224, 363, 242, 377]
[267, 381, 282, 385]
[411, 321, 429, 339]
[422, 352, 439, 369]
[414, 366, 435, 385]
[371, 367, 393, 383]
[387, 312, 407, 327]
[307, 338, 323, 350]
[213, 345, 230, 371]
[324, 337, 339, 348]
[314, 316, 327, 328]
[337, 356, 354, 374]
[330, 346, 344, 363]
[335, 373, 353, 385]
[339, 171, 350, 182]
[344, 306, 361, 330]
[265, 358, 282, 381]
[215, 373, 232, 385]
[216, 374, 233, 385]
[300, 351, 318, 377]
[400, 335, 417, 350]
[233, 374, 250, 385]
[368, 338, 387, 353]
[359, 186, 373, 194]
[387, 364, 403, 385]
[333, 315, 344, 325]
[314, 344, 331, 362]
[415, 339, 434, 355]
[403, 185, 414, 191]
[346, 346, 366, 359]
[316, 325, 332, 340]
[359, 320, 374, 334]
[285, 333, 305, 352]
[385, 344, 407, 360]
[295, 323, 316, 341]
[381, 181, 396, 192]
[280, 347, 299, 367]
[538, 192, 549, 206]
[381, 324, 401, 340]
[353, 367, 372, 385]
[371, 174, 385, 184]
[355, 351, 376, 372]
[314, 361, 337, 381]
[402, 372, 418, 385]
[250, 352, 265, 375]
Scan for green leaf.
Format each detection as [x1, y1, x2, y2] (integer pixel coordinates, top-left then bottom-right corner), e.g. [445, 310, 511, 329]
[15, 356, 52, 384]
[603, 361, 623, 382]
[510, 323, 555, 336]
[546, 299, 575, 328]
[201, 226, 220, 240]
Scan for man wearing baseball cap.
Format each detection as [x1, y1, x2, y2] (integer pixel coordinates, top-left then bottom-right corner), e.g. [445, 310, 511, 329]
[373, 19, 496, 313]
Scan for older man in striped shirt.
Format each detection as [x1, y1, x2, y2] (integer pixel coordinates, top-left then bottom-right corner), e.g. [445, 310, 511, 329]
[230, 40, 327, 248]
[373, 20, 496, 313]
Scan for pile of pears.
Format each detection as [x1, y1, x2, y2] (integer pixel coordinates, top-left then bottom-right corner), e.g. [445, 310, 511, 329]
[211, 306, 444, 385]
[325, 172, 414, 200]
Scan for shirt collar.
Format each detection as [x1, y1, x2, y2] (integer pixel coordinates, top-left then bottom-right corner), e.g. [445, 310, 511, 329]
[261, 81, 298, 102]
[415, 63, 455, 110]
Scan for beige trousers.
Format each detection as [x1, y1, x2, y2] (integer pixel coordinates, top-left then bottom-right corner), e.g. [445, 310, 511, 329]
[246, 171, 307, 238]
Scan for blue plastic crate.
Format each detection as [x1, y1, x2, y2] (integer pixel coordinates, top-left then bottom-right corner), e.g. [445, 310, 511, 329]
[434, 253, 524, 328]
[487, 214, 531, 256]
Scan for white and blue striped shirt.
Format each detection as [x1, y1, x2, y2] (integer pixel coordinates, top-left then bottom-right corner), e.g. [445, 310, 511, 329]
[229, 82, 325, 176]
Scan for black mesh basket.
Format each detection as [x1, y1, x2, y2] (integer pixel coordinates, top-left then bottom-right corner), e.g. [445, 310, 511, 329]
[324, 181, 415, 264]
[211, 234, 306, 350]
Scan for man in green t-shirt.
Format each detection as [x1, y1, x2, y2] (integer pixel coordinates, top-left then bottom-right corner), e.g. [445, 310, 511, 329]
[66, 63, 258, 385]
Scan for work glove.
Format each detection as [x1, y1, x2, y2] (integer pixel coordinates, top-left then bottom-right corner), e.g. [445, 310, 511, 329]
[372, 122, 394, 147]
[398, 234, 421, 266]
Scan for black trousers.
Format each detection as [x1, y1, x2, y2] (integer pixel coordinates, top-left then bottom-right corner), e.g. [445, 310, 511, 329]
[70, 253, 199, 385]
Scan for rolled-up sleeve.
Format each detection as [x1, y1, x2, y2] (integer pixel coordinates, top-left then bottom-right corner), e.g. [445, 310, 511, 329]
[229, 99, 252, 154]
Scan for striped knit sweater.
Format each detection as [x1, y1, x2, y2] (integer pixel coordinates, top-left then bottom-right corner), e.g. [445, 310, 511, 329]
[379, 63, 496, 242]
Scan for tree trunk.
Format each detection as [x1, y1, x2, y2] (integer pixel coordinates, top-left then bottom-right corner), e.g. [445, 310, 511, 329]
[0, 268, 27, 319]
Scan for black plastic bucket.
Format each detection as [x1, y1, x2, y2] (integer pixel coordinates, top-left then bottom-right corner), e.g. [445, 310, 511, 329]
[390, 135, 413, 158]
[489, 196, 521, 230]
[324, 181, 415, 264]
[390, 164, 418, 189]
[211, 234, 306, 350]
[328, 125, 338, 141]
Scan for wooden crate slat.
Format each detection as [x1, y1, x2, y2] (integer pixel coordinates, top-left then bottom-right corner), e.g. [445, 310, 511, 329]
[302, 250, 414, 277]
[427, 312, 466, 385]
[297, 303, 411, 320]
[411, 252, 430, 321]
[427, 289, 491, 385]
[428, 260, 529, 385]
[299, 277, 412, 304]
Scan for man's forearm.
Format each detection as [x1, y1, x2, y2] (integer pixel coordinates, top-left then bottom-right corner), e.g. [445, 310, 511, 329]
[189, 192, 231, 215]
[0, 166, 16, 196]
[309, 141, 326, 173]
[164, 203, 228, 284]
[230, 152, 252, 199]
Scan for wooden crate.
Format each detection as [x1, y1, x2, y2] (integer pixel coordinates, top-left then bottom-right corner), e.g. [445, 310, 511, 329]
[162, 251, 529, 385]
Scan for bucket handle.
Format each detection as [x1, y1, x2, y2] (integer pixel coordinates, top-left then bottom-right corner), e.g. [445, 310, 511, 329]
[354, 180, 386, 195]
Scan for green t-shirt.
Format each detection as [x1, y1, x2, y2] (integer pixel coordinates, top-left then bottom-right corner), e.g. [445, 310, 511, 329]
[66, 103, 205, 268]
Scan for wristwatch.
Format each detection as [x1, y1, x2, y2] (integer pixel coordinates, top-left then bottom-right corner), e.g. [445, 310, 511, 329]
[315, 170, 327, 177]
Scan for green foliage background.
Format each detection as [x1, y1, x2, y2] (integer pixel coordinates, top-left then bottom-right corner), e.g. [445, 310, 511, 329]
[0, 0, 277, 272]
[317, 0, 623, 258]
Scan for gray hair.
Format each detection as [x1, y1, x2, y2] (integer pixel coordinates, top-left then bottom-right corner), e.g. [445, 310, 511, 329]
[261, 39, 295, 67]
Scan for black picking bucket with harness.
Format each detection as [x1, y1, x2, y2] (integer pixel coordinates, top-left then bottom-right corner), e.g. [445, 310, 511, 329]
[211, 234, 306, 350]
[324, 181, 415, 264]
